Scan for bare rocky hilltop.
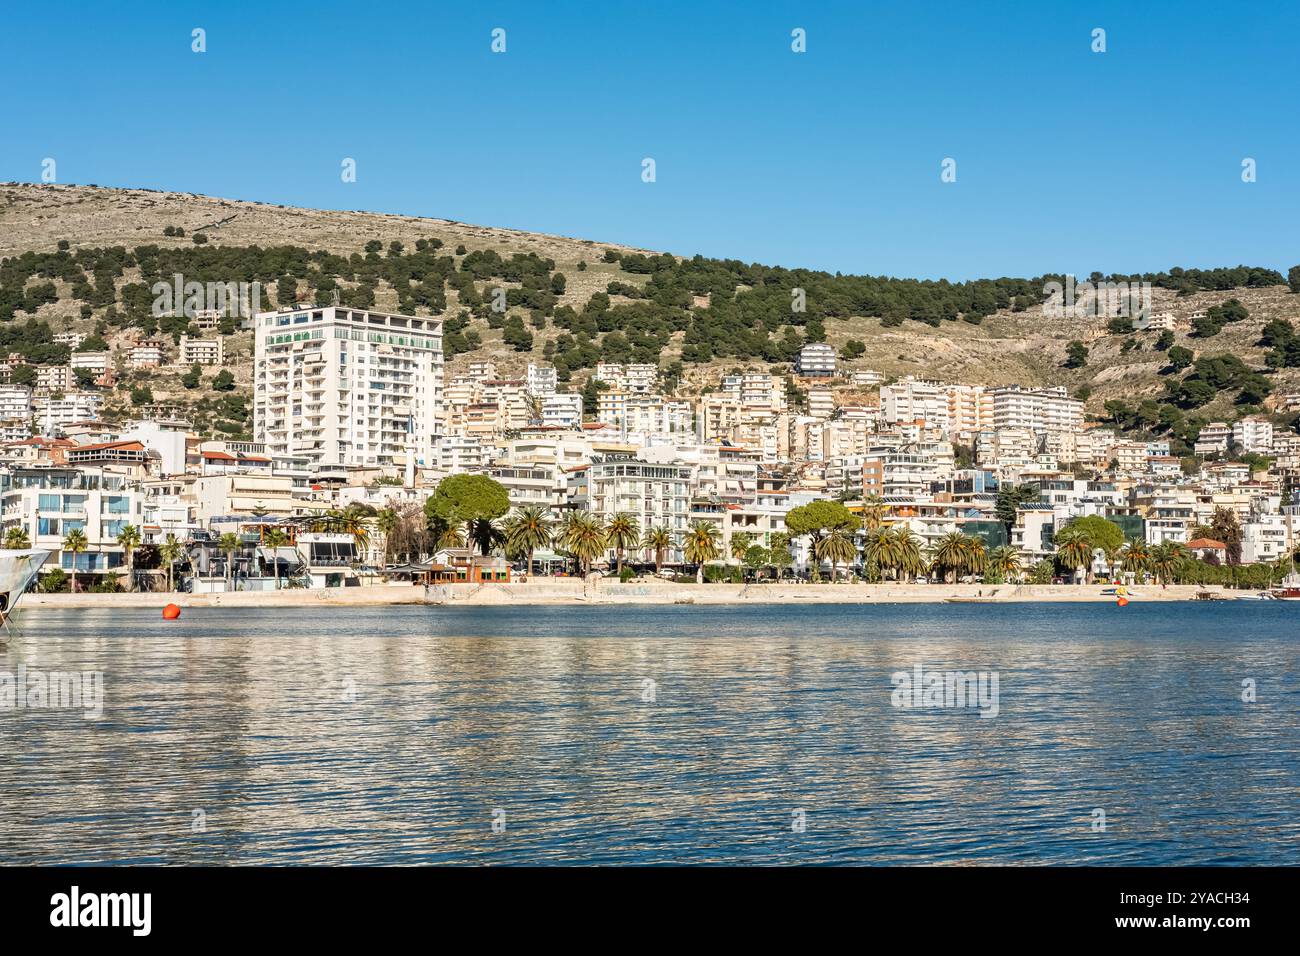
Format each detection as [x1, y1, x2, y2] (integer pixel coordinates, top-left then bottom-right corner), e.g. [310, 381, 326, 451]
[3, 181, 1298, 442]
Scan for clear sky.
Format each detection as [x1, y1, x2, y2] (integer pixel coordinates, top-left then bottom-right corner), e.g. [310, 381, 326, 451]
[2, 0, 1296, 280]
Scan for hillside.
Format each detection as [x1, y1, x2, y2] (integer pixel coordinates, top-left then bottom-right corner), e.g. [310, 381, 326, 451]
[3, 182, 1299, 452]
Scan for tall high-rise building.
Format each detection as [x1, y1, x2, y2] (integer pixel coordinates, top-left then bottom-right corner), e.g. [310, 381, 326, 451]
[253, 305, 443, 469]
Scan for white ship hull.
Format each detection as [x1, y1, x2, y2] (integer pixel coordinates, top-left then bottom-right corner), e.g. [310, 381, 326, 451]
[0, 549, 50, 616]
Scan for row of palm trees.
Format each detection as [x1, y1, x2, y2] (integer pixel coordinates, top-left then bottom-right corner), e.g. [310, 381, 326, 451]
[492, 506, 726, 582]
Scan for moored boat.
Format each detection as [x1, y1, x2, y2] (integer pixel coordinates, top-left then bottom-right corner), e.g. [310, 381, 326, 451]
[1269, 572, 1300, 601]
[0, 548, 51, 622]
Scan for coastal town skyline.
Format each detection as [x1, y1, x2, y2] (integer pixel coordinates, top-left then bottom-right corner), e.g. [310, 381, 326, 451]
[2, 1, 1293, 922]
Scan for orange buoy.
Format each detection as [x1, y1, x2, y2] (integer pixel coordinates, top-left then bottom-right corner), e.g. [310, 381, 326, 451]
[1117, 597, 1129, 607]
[162, 603, 182, 620]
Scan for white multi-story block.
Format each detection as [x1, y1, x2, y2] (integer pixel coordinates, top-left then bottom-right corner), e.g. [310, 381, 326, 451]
[70, 351, 110, 374]
[541, 392, 582, 428]
[35, 365, 75, 393]
[130, 339, 165, 368]
[179, 335, 224, 367]
[795, 343, 836, 378]
[34, 392, 104, 435]
[587, 457, 692, 538]
[1194, 422, 1231, 456]
[526, 363, 558, 397]
[254, 306, 443, 469]
[0, 465, 143, 579]
[1232, 416, 1273, 454]
[595, 362, 658, 393]
[880, 377, 949, 431]
[990, 385, 1083, 435]
[0, 385, 32, 422]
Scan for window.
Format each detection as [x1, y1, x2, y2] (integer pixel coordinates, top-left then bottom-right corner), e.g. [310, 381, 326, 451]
[103, 495, 130, 514]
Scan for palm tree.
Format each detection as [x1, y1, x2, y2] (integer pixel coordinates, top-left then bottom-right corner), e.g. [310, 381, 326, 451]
[466, 518, 504, 557]
[683, 521, 721, 583]
[557, 511, 606, 576]
[376, 507, 399, 565]
[342, 515, 371, 554]
[264, 528, 289, 590]
[965, 535, 988, 577]
[893, 527, 926, 583]
[815, 526, 858, 582]
[860, 494, 888, 532]
[218, 532, 241, 591]
[862, 527, 900, 581]
[605, 512, 641, 576]
[1119, 539, 1151, 582]
[4, 526, 30, 549]
[505, 505, 552, 577]
[987, 545, 1022, 582]
[430, 519, 464, 552]
[641, 525, 674, 575]
[115, 524, 141, 592]
[62, 528, 88, 593]
[729, 530, 754, 563]
[1053, 525, 1094, 584]
[159, 534, 184, 593]
[931, 531, 972, 584]
[1149, 541, 1189, 587]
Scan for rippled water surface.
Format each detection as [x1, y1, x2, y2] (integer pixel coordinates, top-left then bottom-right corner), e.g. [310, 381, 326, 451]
[1, 602, 1298, 865]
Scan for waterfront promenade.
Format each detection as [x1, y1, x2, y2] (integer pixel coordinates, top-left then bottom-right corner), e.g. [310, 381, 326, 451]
[19, 580, 1231, 609]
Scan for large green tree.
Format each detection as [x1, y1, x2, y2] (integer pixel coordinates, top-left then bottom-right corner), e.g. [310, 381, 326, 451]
[425, 474, 510, 552]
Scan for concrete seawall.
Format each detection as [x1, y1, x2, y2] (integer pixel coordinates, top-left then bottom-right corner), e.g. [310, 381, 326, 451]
[17, 580, 1234, 610]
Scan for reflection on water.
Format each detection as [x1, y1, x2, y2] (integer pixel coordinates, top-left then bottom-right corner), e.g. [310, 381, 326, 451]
[1, 603, 1297, 865]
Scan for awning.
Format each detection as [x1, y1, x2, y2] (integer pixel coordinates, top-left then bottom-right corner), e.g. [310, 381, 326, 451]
[256, 546, 301, 565]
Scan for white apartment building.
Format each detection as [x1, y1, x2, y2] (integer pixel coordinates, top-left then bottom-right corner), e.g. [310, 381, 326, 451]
[70, 351, 110, 374]
[35, 365, 75, 393]
[130, 339, 165, 368]
[192, 473, 297, 524]
[179, 335, 224, 366]
[526, 363, 558, 397]
[253, 306, 443, 469]
[34, 392, 104, 435]
[53, 331, 86, 349]
[795, 343, 836, 378]
[0, 466, 143, 578]
[594, 362, 658, 393]
[587, 457, 692, 541]
[0, 421, 29, 442]
[597, 391, 692, 437]
[1241, 514, 1291, 564]
[489, 463, 569, 513]
[807, 386, 835, 419]
[880, 377, 949, 431]
[465, 360, 498, 382]
[720, 373, 786, 413]
[0, 385, 32, 422]
[990, 385, 1083, 435]
[436, 434, 494, 473]
[1232, 417, 1273, 454]
[541, 392, 582, 428]
[1194, 422, 1231, 456]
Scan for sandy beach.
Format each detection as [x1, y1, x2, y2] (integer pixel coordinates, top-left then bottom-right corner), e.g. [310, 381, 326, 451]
[16, 580, 1236, 610]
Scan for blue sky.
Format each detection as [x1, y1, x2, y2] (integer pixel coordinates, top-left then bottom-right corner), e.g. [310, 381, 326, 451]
[2, 1, 1296, 280]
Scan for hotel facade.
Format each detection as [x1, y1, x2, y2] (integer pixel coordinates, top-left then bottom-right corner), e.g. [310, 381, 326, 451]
[253, 306, 443, 469]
